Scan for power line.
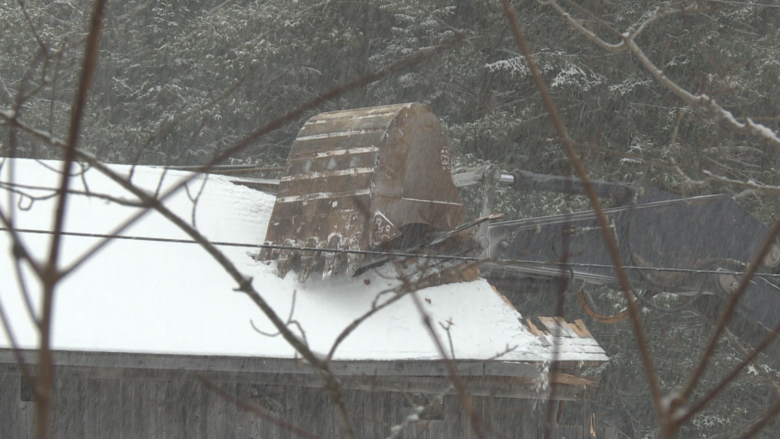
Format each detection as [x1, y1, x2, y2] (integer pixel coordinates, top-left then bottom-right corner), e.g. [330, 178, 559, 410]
[3, 227, 780, 280]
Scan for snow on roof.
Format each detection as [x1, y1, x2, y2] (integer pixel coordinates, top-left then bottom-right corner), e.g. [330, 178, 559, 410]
[0, 159, 607, 364]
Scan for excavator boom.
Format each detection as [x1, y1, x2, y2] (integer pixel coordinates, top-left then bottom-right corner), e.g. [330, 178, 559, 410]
[483, 173, 780, 329]
[254, 102, 780, 330]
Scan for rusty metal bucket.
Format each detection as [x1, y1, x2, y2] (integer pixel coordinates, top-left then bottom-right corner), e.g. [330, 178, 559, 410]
[260, 103, 465, 280]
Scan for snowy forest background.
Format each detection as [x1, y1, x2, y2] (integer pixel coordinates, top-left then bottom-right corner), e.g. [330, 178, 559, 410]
[2, 0, 780, 437]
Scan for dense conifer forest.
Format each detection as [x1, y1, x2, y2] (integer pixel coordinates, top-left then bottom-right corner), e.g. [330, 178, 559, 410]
[2, 1, 780, 437]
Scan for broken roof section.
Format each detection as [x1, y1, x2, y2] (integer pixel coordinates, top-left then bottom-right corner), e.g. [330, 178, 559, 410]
[0, 158, 607, 364]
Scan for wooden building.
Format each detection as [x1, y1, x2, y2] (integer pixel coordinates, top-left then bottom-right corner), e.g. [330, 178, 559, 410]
[0, 159, 610, 438]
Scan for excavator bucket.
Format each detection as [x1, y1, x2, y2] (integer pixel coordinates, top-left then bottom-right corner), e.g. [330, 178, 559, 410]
[260, 103, 466, 281]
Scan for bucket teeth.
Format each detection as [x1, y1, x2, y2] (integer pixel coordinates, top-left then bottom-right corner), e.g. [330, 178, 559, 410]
[277, 255, 292, 279]
[257, 246, 271, 261]
[345, 253, 358, 278]
[322, 236, 342, 280]
[276, 240, 297, 278]
[333, 252, 346, 276]
[322, 253, 335, 280]
[345, 237, 363, 277]
[298, 259, 312, 282]
[298, 238, 319, 282]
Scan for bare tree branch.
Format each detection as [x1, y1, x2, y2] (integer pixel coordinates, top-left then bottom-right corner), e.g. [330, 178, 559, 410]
[501, 0, 663, 425]
[35, 1, 106, 437]
[197, 377, 326, 439]
[545, 0, 780, 149]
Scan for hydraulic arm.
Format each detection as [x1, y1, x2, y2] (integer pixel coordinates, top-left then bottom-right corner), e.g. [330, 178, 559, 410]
[479, 170, 780, 329]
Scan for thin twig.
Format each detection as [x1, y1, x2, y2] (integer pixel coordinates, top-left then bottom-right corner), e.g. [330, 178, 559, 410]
[327, 287, 408, 362]
[408, 289, 486, 439]
[197, 377, 325, 439]
[501, 0, 663, 422]
[0, 289, 36, 395]
[676, 217, 780, 414]
[35, 2, 106, 438]
[20, 34, 465, 280]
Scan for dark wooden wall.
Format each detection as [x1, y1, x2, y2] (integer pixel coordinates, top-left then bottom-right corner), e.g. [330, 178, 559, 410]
[1, 363, 614, 439]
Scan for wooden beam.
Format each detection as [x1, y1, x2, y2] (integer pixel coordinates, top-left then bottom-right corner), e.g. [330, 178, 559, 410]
[0, 349, 589, 379]
[548, 372, 597, 387]
[554, 317, 580, 337]
[538, 317, 577, 338]
[573, 319, 593, 338]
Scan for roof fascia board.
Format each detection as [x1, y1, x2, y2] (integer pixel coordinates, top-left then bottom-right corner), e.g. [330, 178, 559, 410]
[1, 349, 555, 378]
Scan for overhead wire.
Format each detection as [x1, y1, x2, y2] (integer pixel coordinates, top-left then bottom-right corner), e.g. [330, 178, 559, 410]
[3, 226, 780, 280]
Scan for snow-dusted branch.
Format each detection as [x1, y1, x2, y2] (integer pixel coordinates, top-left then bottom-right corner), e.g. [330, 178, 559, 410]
[547, 0, 700, 52]
[546, 0, 780, 148]
[671, 160, 780, 196]
[407, 288, 487, 439]
[500, 0, 663, 423]
[546, 1, 626, 53]
[623, 36, 780, 148]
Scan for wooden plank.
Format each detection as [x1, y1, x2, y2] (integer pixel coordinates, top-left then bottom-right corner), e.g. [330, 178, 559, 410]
[361, 384, 386, 439]
[549, 372, 597, 387]
[99, 379, 121, 439]
[234, 383, 260, 439]
[525, 319, 543, 336]
[385, 391, 405, 439]
[497, 398, 523, 439]
[555, 317, 580, 338]
[537, 316, 559, 336]
[221, 382, 238, 439]
[163, 379, 204, 439]
[0, 349, 502, 379]
[84, 378, 101, 439]
[19, 398, 34, 439]
[525, 319, 553, 347]
[442, 395, 462, 439]
[152, 379, 167, 439]
[50, 375, 61, 439]
[567, 322, 586, 338]
[518, 400, 537, 439]
[131, 379, 145, 439]
[482, 396, 502, 439]
[164, 380, 185, 438]
[0, 374, 18, 438]
[538, 317, 577, 338]
[342, 389, 364, 439]
[55, 375, 86, 439]
[573, 319, 594, 338]
[205, 381, 236, 439]
[262, 385, 286, 439]
[324, 391, 341, 439]
[118, 379, 133, 439]
[300, 386, 329, 437]
[459, 395, 483, 439]
[186, 380, 205, 439]
[132, 378, 160, 439]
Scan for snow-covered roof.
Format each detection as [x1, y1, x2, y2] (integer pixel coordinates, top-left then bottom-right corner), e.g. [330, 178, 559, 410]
[0, 159, 607, 365]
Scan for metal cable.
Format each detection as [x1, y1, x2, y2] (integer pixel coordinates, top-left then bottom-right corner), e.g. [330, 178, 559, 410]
[3, 226, 780, 279]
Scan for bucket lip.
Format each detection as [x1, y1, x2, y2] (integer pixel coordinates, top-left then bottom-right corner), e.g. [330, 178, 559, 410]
[306, 102, 422, 120]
